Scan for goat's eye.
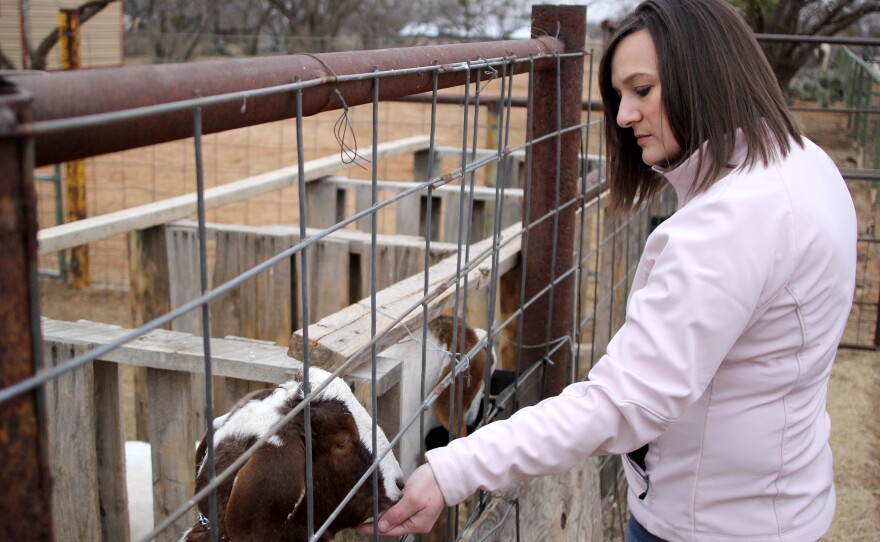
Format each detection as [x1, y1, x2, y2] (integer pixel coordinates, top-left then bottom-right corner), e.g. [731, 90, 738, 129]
[336, 440, 348, 450]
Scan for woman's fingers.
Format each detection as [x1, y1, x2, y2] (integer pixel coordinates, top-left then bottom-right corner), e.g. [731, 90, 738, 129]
[356, 464, 446, 536]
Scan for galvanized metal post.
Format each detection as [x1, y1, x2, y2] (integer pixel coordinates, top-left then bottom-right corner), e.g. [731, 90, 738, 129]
[524, 5, 586, 397]
[60, 8, 89, 289]
[0, 84, 54, 541]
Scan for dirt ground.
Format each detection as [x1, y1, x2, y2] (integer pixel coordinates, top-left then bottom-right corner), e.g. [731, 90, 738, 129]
[36, 92, 879, 539]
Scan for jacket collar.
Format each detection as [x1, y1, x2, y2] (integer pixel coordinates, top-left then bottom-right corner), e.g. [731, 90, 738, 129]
[651, 129, 749, 208]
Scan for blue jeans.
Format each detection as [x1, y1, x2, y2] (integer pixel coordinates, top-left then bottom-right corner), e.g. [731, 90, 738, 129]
[625, 515, 667, 542]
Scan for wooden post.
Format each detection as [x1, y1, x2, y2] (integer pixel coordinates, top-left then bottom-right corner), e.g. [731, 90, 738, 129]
[45, 342, 102, 542]
[411, 149, 444, 240]
[94, 360, 131, 542]
[304, 179, 345, 228]
[148, 369, 196, 542]
[60, 8, 90, 289]
[128, 225, 174, 442]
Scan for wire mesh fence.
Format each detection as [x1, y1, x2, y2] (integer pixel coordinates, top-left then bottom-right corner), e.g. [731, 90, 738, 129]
[2, 8, 878, 542]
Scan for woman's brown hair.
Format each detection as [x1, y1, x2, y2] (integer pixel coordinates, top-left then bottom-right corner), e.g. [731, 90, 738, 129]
[598, 0, 803, 213]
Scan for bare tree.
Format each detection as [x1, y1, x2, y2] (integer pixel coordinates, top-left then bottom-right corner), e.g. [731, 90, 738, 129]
[0, 0, 119, 70]
[422, 0, 531, 40]
[125, 0, 214, 62]
[264, 0, 363, 53]
[732, 0, 880, 89]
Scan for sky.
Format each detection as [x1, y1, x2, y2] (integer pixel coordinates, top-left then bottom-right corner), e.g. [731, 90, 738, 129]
[402, 1, 640, 39]
[574, 0, 639, 23]
[495, 1, 638, 39]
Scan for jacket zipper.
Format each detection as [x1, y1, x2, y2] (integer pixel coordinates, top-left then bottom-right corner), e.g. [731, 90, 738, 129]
[625, 453, 651, 500]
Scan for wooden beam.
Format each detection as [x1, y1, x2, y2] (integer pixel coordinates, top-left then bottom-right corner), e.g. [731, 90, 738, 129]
[323, 175, 524, 202]
[37, 136, 430, 255]
[171, 219, 460, 254]
[40, 318, 401, 392]
[287, 221, 523, 372]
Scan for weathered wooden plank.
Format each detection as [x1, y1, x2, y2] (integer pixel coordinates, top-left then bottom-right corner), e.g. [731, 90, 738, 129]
[324, 175, 524, 202]
[288, 221, 523, 372]
[147, 368, 196, 542]
[356, 239, 398, 298]
[38, 136, 431, 254]
[171, 220, 460, 255]
[413, 148, 445, 183]
[354, 183, 374, 233]
[456, 458, 601, 542]
[421, 194, 443, 242]
[305, 180, 345, 228]
[241, 232, 259, 340]
[39, 319, 402, 393]
[94, 360, 130, 542]
[210, 228, 246, 340]
[432, 146, 603, 166]
[44, 341, 102, 542]
[166, 225, 202, 335]
[443, 194, 488, 244]
[394, 243, 425, 284]
[256, 234, 296, 345]
[307, 236, 351, 323]
[164, 225, 210, 440]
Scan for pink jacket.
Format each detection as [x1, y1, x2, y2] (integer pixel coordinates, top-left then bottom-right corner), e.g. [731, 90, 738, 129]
[425, 134, 857, 541]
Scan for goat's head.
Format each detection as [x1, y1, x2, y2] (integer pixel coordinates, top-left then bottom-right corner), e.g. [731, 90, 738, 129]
[428, 316, 492, 439]
[181, 367, 404, 542]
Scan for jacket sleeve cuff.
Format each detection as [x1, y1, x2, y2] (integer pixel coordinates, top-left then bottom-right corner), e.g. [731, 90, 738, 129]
[425, 446, 471, 506]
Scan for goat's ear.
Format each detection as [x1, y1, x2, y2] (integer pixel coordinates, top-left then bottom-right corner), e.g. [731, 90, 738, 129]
[194, 433, 208, 473]
[432, 347, 488, 438]
[225, 438, 305, 542]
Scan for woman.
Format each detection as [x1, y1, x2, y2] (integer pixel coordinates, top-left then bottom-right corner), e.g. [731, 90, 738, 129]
[359, 1, 857, 540]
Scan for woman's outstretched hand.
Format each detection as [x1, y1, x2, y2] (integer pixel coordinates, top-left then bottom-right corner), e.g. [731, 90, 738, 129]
[356, 463, 446, 536]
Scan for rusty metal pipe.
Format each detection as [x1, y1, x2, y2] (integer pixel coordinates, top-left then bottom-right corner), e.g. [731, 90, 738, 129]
[523, 5, 586, 397]
[3, 39, 563, 167]
[0, 86, 54, 541]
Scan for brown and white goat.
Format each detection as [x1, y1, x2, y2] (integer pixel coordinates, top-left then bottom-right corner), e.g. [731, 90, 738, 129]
[180, 367, 404, 542]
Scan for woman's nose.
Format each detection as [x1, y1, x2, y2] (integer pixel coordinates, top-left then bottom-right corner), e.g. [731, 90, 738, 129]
[617, 97, 640, 128]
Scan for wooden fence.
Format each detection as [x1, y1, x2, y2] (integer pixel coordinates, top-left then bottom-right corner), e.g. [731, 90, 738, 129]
[35, 134, 657, 541]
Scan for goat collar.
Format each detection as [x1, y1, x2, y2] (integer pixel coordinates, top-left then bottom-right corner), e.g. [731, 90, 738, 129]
[197, 513, 231, 542]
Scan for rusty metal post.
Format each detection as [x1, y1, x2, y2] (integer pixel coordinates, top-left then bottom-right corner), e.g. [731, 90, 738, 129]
[0, 84, 54, 540]
[60, 8, 89, 289]
[524, 5, 586, 397]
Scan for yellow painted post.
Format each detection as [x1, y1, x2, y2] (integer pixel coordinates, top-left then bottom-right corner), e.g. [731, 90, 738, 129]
[60, 9, 89, 288]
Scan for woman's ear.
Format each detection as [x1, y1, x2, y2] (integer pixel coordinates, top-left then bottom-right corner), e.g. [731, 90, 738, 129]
[225, 437, 306, 542]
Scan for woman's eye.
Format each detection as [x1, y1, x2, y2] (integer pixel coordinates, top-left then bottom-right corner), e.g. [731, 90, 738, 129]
[635, 86, 651, 97]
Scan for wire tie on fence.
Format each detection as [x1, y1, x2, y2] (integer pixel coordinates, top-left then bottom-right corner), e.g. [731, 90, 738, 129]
[300, 52, 370, 169]
[240, 94, 248, 114]
[432, 172, 456, 189]
[474, 57, 498, 95]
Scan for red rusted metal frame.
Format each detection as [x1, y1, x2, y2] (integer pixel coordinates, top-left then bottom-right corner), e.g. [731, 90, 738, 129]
[523, 5, 586, 397]
[0, 86, 53, 541]
[3, 39, 563, 167]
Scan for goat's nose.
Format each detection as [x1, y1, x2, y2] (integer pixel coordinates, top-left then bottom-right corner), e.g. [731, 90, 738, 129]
[396, 477, 405, 491]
